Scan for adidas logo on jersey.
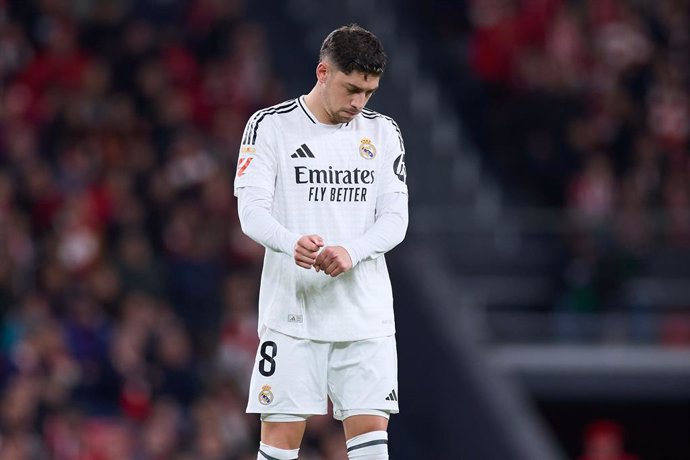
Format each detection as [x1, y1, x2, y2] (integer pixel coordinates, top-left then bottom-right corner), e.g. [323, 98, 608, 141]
[291, 144, 315, 158]
[287, 314, 303, 323]
[385, 389, 398, 401]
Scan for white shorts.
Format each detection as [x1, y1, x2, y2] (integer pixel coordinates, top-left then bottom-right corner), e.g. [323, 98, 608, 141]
[246, 328, 399, 420]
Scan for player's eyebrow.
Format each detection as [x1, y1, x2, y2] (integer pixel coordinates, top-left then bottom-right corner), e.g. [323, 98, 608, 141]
[345, 83, 378, 94]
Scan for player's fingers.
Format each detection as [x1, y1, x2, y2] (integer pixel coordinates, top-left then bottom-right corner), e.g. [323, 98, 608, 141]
[309, 235, 325, 247]
[304, 244, 320, 253]
[294, 252, 315, 268]
[323, 259, 339, 276]
[299, 234, 324, 252]
[296, 261, 312, 269]
[297, 241, 318, 253]
[296, 235, 320, 253]
[295, 253, 316, 265]
[296, 252, 317, 263]
[314, 250, 328, 267]
[295, 249, 316, 260]
[295, 244, 319, 257]
[315, 251, 334, 271]
[327, 263, 343, 277]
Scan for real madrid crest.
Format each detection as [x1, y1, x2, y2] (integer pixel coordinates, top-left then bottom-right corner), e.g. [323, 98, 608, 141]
[359, 138, 376, 160]
[258, 384, 274, 405]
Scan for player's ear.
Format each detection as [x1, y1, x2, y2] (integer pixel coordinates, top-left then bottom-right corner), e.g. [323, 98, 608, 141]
[316, 61, 329, 84]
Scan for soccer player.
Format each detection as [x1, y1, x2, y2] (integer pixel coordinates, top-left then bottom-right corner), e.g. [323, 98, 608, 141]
[234, 24, 408, 460]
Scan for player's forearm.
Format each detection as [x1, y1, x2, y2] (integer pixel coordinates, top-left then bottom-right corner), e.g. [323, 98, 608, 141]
[342, 192, 408, 266]
[237, 186, 301, 255]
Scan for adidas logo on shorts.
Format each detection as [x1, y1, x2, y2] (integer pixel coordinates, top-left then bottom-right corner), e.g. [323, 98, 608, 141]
[385, 389, 398, 401]
[287, 314, 303, 323]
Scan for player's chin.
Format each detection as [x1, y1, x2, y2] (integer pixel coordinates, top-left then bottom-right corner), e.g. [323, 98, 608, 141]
[339, 111, 359, 122]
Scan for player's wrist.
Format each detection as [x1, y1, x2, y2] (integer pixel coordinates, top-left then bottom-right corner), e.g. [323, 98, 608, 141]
[284, 231, 303, 257]
[340, 244, 360, 268]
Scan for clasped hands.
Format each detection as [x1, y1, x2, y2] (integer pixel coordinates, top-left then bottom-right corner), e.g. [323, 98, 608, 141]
[294, 234, 352, 277]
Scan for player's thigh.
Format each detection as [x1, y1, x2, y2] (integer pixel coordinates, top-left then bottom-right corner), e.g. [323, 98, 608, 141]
[246, 328, 330, 416]
[328, 334, 399, 420]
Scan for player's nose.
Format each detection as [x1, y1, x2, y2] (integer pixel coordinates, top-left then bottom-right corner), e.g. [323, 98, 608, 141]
[350, 93, 366, 110]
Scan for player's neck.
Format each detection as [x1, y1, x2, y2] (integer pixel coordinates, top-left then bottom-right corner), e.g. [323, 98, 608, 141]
[303, 88, 336, 125]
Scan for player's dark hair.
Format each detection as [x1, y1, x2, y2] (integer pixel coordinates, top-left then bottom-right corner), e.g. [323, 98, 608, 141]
[319, 24, 387, 76]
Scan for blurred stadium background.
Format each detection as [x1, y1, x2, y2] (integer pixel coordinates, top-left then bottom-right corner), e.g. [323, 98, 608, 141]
[1, 0, 689, 459]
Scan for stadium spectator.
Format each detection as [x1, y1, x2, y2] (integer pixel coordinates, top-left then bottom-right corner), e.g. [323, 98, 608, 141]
[578, 419, 639, 460]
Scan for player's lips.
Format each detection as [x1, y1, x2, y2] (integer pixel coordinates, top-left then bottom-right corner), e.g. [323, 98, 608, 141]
[344, 110, 359, 116]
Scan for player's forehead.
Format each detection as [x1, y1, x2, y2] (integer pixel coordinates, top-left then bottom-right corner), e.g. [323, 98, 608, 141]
[334, 69, 380, 91]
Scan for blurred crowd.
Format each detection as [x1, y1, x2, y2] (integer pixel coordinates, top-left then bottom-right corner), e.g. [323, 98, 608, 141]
[0, 0, 347, 458]
[455, 0, 690, 321]
[463, 0, 689, 223]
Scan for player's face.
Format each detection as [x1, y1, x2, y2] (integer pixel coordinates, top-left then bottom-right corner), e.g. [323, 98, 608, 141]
[321, 63, 380, 124]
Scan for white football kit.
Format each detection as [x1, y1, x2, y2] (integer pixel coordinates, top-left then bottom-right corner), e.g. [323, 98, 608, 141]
[234, 96, 408, 417]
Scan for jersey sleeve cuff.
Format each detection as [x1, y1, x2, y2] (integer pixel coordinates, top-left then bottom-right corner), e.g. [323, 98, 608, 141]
[280, 230, 302, 257]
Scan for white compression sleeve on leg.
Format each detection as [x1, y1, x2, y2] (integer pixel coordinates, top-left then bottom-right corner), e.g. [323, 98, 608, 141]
[346, 431, 388, 459]
[257, 442, 299, 460]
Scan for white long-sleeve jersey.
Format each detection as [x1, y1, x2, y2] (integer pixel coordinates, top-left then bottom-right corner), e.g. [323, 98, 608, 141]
[234, 96, 408, 341]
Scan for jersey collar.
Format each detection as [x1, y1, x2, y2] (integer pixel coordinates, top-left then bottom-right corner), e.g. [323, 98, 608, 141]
[298, 96, 347, 129]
